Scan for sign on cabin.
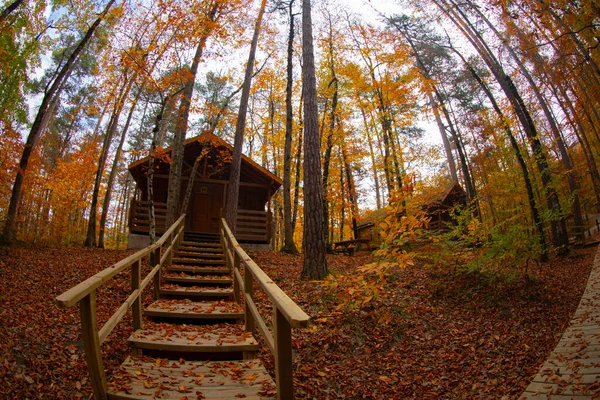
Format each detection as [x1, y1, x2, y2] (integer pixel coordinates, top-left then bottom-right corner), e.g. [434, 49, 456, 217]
[127, 133, 282, 249]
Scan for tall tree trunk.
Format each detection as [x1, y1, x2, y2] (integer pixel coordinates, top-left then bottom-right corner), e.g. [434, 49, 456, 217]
[357, 103, 382, 209]
[429, 93, 458, 182]
[339, 154, 346, 241]
[452, 45, 549, 260]
[166, 4, 221, 228]
[341, 140, 359, 239]
[553, 81, 600, 211]
[0, 0, 25, 24]
[148, 97, 173, 244]
[225, 0, 267, 233]
[301, 0, 328, 279]
[435, 0, 568, 249]
[1, 0, 117, 244]
[474, 4, 584, 243]
[292, 112, 303, 233]
[181, 152, 203, 216]
[282, 0, 298, 253]
[435, 88, 476, 205]
[536, 0, 600, 80]
[98, 89, 140, 248]
[85, 75, 134, 247]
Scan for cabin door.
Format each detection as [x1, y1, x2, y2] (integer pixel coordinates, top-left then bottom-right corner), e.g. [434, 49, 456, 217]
[192, 193, 211, 232]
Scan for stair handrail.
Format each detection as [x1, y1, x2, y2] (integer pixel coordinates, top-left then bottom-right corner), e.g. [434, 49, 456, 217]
[220, 218, 310, 400]
[54, 214, 186, 400]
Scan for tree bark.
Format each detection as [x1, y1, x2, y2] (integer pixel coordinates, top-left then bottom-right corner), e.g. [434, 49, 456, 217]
[429, 93, 458, 182]
[341, 140, 359, 239]
[281, 0, 298, 253]
[224, 0, 267, 234]
[292, 111, 303, 233]
[458, 50, 548, 259]
[98, 88, 140, 248]
[474, 4, 584, 243]
[301, 0, 328, 279]
[0, 0, 25, 24]
[436, 0, 568, 249]
[148, 97, 173, 244]
[85, 75, 134, 247]
[358, 104, 382, 209]
[166, 4, 221, 228]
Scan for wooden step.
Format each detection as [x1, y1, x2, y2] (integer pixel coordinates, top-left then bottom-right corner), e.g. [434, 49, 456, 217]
[160, 283, 234, 299]
[107, 356, 276, 399]
[182, 241, 221, 248]
[168, 265, 230, 275]
[163, 273, 232, 286]
[144, 299, 244, 320]
[175, 251, 224, 259]
[172, 258, 226, 266]
[178, 246, 223, 254]
[128, 323, 258, 354]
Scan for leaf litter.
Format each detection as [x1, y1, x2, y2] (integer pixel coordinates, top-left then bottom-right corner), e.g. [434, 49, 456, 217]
[0, 243, 595, 399]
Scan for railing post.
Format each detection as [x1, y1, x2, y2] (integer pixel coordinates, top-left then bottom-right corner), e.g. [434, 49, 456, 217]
[178, 224, 184, 248]
[274, 307, 293, 400]
[233, 251, 240, 303]
[151, 248, 161, 300]
[131, 259, 142, 331]
[243, 259, 255, 333]
[166, 234, 173, 269]
[80, 292, 108, 400]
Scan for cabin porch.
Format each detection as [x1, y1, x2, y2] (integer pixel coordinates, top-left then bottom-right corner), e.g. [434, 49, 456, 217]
[128, 199, 273, 248]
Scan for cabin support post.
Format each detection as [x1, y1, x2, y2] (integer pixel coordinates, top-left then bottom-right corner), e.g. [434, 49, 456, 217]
[131, 259, 142, 331]
[274, 307, 293, 400]
[80, 292, 108, 400]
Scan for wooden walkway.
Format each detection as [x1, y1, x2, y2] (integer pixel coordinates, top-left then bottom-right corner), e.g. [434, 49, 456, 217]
[521, 245, 600, 399]
[55, 216, 309, 399]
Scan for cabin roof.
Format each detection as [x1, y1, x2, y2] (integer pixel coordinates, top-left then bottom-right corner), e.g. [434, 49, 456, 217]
[128, 133, 282, 189]
[357, 180, 467, 229]
[421, 180, 467, 208]
[357, 207, 389, 230]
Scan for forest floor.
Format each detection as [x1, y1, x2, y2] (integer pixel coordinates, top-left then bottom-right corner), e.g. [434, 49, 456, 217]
[0, 241, 596, 399]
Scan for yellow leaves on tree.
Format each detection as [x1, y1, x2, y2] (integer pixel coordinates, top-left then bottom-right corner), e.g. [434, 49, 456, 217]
[44, 139, 99, 243]
[322, 177, 429, 323]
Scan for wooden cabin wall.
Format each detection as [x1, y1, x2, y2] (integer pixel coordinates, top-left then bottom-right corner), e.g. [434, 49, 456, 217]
[239, 186, 268, 211]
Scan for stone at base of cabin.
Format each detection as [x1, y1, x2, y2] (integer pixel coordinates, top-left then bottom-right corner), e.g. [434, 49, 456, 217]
[240, 243, 272, 252]
[127, 233, 151, 249]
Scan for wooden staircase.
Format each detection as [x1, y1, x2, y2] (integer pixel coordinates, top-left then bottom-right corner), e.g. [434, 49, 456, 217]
[55, 216, 309, 400]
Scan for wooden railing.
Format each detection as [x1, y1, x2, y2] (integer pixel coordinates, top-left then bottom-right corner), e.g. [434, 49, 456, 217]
[220, 218, 310, 400]
[129, 201, 272, 243]
[54, 214, 186, 400]
[129, 199, 167, 235]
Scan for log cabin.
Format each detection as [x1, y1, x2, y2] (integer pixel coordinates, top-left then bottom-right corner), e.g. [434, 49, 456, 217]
[355, 180, 468, 248]
[422, 180, 467, 230]
[127, 133, 282, 249]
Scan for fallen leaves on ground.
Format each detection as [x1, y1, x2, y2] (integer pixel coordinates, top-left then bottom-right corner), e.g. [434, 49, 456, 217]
[0, 245, 136, 399]
[0, 243, 595, 399]
[250, 244, 596, 399]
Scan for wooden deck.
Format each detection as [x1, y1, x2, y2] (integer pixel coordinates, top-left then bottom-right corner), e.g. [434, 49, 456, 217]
[521, 245, 600, 399]
[55, 215, 309, 399]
